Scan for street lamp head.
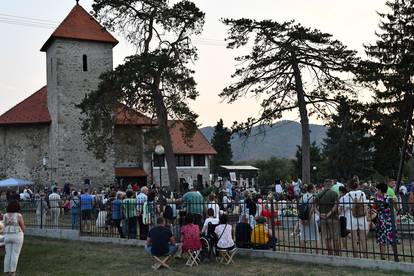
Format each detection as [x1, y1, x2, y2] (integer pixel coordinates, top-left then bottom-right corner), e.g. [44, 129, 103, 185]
[312, 166, 317, 171]
[155, 144, 165, 155]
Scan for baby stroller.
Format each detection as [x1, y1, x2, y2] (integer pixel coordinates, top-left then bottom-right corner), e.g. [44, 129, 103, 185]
[200, 222, 218, 260]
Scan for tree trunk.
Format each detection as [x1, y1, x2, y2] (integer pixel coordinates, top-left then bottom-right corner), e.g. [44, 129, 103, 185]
[396, 94, 414, 191]
[291, 55, 311, 184]
[153, 81, 180, 193]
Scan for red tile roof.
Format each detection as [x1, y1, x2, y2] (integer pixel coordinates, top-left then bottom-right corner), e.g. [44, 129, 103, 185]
[115, 167, 147, 177]
[0, 86, 51, 125]
[0, 87, 216, 155]
[168, 121, 217, 155]
[116, 104, 155, 126]
[40, 4, 118, 52]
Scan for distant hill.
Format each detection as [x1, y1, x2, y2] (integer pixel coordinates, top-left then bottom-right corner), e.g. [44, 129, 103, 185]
[200, 120, 327, 162]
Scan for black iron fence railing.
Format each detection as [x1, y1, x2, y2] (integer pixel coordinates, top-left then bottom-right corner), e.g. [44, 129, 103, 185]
[4, 197, 414, 263]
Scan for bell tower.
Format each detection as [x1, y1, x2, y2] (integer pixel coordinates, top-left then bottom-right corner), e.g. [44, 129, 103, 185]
[41, 3, 118, 186]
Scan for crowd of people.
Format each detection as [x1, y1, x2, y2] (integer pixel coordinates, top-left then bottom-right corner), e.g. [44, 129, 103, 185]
[1, 176, 413, 272]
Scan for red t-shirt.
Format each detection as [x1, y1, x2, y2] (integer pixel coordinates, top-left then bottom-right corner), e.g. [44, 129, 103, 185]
[180, 223, 202, 252]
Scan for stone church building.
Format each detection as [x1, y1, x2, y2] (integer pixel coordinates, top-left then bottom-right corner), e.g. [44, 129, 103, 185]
[0, 3, 216, 189]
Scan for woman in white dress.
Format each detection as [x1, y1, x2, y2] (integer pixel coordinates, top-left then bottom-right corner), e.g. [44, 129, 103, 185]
[298, 184, 320, 253]
[340, 181, 369, 258]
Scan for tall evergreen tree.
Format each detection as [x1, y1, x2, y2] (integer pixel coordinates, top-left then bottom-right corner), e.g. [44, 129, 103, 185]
[323, 98, 373, 179]
[78, 0, 205, 192]
[358, 0, 414, 187]
[211, 119, 233, 172]
[220, 19, 358, 184]
[294, 141, 325, 184]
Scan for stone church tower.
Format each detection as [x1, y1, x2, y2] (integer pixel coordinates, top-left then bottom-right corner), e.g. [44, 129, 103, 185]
[40, 3, 118, 186]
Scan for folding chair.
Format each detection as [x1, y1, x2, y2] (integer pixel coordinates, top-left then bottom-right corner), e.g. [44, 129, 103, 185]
[185, 250, 201, 267]
[216, 248, 237, 265]
[151, 255, 172, 270]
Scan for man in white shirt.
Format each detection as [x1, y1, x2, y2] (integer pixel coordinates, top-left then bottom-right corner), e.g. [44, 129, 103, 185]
[202, 208, 219, 234]
[48, 187, 61, 227]
[136, 186, 149, 240]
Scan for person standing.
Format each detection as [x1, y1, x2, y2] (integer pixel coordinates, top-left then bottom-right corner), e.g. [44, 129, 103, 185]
[35, 192, 48, 228]
[111, 193, 125, 238]
[48, 187, 61, 228]
[298, 184, 320, 253]
[180, 187, 204, 228]
[316, 179, 341, 256]
[122, 190, 137, 239]
[374, 183, 398, 260]
[80, 188, 94, 232]
[70, 191, 80, 230]
[136, 186, 149, 240]
[3, 200, 25, 276]
[341, 181, 369, 258]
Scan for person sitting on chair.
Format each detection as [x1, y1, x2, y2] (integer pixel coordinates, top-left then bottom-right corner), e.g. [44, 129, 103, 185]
[181, 214, 202, 253]
[250, 216, 276, 250]
[145, 217, 178, 257]
[236, 214, 252, 248]
[202, 208, 219, 235]
[214, 214, 235, 253]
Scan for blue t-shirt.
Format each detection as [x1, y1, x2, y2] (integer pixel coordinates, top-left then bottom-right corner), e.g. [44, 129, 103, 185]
[112, 199, 122, 220]
[80, 193, 93, 210]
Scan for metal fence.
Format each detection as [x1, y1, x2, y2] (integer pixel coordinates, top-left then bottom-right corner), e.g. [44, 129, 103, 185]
[5, 196, 414, 263]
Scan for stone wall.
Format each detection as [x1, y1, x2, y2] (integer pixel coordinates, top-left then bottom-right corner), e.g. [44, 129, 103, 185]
[0, 125, 49, 184]
[46, 39, 115, 187]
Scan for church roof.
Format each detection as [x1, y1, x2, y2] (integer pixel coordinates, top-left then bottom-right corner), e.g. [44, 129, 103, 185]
[0, 86, 51, 125]
[0, 87, 216, 155]
[40, 3, 118, 52]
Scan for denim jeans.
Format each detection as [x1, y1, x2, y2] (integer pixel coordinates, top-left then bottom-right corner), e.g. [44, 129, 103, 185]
[71, 209, 80, 230]
[144, 244, 178, 256]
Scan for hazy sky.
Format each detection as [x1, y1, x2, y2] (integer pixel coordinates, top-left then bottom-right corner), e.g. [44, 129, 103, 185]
[0, 0, 388, 127]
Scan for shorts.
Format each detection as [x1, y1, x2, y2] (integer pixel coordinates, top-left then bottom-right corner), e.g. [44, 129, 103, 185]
[82, 209, 92, 220]
[320, 218, 340, 240]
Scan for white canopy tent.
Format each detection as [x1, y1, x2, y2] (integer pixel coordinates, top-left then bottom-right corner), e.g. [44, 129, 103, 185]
[0, 178, 33, 188]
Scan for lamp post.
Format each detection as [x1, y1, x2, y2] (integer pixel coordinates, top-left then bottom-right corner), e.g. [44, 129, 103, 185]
[312, 166, 317, 184]
[155, 144, 165, 188]
[42, 154, 50, 188]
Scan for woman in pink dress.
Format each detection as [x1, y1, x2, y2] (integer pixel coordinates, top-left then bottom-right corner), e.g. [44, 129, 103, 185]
[180, 214, 202, 253]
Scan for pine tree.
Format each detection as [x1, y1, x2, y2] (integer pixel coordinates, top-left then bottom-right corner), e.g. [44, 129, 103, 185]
[220, 19, 358, 184]
[211, 119, 233, 172]
[358, 0, 414, 187]
[323, 98, 373, 179]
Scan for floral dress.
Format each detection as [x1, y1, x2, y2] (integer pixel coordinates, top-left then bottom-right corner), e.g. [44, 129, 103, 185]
[375, 194, 397, 245]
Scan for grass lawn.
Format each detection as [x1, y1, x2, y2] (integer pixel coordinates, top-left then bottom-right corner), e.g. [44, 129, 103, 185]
[0, 236, 411, 276]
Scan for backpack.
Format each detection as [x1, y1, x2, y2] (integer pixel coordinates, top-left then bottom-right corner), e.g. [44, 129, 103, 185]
[298, 195, 312, 221]
[351, 193, 366, 218]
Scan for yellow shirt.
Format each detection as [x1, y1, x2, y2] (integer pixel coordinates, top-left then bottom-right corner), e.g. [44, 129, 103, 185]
[251, 224, 269, 245]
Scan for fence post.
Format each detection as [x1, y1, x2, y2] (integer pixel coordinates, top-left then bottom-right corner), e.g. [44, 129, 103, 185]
[389, 198, 399, 262]
[40, 198, 43, 229]
[270, 198, 276, 251]
[79, 197, 82, 234]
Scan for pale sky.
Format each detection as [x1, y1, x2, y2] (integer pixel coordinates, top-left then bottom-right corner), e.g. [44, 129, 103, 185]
[0, 0, 388, 127]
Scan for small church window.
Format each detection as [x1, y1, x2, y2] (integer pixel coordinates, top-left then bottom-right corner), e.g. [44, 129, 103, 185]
[82, 54, 88, 71]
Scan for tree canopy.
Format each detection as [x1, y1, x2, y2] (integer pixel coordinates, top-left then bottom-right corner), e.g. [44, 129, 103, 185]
[78, 0, 205, 192]
[211, 119, 233, 172]
[221, 18, 358, 184]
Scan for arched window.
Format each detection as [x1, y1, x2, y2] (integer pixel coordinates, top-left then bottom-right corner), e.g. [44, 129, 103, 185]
[82, 54, 88, 71]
